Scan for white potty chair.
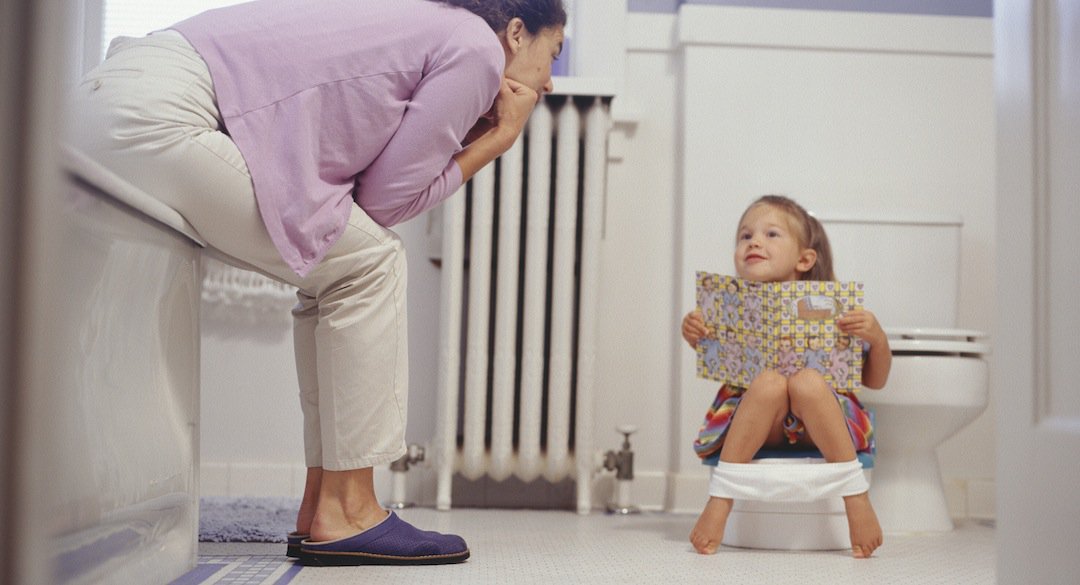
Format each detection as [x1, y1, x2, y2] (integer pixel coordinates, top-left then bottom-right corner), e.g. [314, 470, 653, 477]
[705, 447, 874, 550]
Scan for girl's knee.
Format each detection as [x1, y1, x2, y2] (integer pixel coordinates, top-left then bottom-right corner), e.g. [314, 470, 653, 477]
[746, 371, 789, 407]
[788, 369, 833, 403]
[789, 368, 827, 386]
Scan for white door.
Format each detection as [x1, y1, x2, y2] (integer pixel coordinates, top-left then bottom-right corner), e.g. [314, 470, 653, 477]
[995, 2, 1080, 583]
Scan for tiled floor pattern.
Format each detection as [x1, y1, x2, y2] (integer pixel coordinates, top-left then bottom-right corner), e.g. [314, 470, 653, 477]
[186, 509, 995, 585]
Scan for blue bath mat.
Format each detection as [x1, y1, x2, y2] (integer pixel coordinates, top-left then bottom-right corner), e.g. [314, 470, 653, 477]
[198, 497, 300, 543]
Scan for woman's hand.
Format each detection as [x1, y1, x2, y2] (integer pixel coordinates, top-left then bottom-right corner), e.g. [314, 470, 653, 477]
[490, 78, 538, 147]
[464, 79, 538, 147]
[497, 77, 539, 115]
[682, 309, 708, 349]
[453, 78, 539, 181]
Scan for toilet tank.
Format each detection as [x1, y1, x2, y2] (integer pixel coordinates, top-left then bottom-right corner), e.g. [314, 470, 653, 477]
[814, 210, 962, 330]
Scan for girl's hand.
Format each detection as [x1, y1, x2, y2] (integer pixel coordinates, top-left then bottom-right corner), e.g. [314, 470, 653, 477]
[682, 309, 709, 349]
[837, 309, 886, 347]
[841, 309, 892, 390]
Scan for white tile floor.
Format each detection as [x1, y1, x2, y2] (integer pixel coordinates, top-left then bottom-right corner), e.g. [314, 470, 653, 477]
[194, 509, 996, 585]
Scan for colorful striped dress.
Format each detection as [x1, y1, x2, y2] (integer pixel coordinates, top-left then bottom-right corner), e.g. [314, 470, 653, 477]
[693, 383, 875, 463]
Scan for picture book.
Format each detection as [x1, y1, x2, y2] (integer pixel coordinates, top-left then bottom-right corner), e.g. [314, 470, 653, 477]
[695, 272, 865, 391]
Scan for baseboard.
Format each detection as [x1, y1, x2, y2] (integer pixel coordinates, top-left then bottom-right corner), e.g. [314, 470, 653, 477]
[199, 462, 306, 498]
[666, 471, 711, 514]
[945, 477, 997, 520]
[201, 462, 995, 521]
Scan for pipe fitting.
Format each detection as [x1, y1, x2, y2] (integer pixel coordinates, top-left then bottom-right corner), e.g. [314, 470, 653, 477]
[602, 425, 640, 514]
[386, 444, 425, 509]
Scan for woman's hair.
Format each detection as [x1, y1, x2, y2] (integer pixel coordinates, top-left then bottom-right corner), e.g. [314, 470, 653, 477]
[739, 194, 836, 281]
[429, 0, 568, 34]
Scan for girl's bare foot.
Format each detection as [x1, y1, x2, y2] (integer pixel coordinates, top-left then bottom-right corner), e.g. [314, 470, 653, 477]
[843, 491, 883, 558]
[689, 496, 733, 554]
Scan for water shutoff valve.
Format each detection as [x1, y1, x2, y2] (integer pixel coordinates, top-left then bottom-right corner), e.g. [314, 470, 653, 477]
[386, 444, 425, 509]
[603, 425, 637, 480]
[602, 425, 640, 514]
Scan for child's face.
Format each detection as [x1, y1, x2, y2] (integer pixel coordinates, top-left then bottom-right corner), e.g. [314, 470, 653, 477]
[734, 204, 814, 283]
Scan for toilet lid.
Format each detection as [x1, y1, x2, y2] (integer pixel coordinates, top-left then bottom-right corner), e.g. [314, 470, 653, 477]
[886, 327, 991, 355]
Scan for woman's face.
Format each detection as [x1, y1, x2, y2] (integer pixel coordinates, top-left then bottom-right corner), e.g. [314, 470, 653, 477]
[503, 24, 564, 95]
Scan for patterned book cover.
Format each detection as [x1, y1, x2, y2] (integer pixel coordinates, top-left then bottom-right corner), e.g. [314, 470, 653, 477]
[695, 272, 865, 391]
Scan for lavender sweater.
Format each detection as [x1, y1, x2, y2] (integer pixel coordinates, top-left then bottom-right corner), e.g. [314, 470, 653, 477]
[172, 0, 504, 277]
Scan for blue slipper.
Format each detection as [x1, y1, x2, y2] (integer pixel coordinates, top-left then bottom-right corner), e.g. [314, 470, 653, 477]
[286, 532, 308, 559]
[300, 511, 469, 566]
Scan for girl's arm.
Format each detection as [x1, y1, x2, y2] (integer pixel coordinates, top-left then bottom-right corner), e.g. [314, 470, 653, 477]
[682, 309, 708, 349]
[837, 310, 891, 389]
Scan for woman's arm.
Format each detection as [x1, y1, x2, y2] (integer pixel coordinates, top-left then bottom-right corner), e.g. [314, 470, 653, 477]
[453, 78, 537, 182]
[354, 20, 506, 227]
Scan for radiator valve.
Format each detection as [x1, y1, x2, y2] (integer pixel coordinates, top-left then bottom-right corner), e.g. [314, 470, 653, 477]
[386, 443, 425, 509]
[603, 425, 640, 514]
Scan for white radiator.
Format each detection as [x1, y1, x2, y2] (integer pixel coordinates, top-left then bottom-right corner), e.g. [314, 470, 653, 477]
[434, 95, 610, 514]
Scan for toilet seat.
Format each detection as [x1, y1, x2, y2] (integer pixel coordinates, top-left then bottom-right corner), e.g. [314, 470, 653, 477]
[887, 327, 990, 356]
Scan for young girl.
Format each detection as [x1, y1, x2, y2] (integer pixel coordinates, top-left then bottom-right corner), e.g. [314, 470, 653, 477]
[681, 195, 892, 559]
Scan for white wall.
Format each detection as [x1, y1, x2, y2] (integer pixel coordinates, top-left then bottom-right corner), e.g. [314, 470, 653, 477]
[200, 4, 997, 521]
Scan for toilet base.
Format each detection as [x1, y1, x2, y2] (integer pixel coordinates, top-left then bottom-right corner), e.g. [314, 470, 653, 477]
[723, 499, 850, 550]
[869, 449, 954, 533]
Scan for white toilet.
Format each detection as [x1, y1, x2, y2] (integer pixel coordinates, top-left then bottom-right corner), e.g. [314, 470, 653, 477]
[818, 210, 991, 534]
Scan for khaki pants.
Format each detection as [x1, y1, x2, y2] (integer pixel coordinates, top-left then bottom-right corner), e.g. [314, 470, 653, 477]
[67, 32, 408, 470]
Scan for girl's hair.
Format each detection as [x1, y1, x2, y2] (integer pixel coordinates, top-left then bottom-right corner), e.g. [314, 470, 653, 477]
[740, 194, 836, 281]
[429, 0, 568, 34]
